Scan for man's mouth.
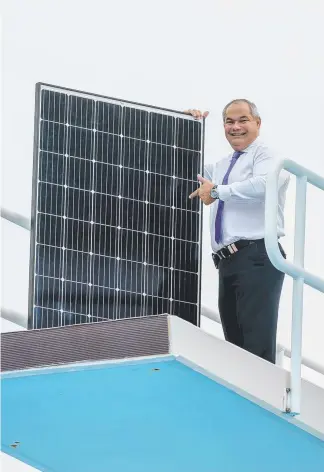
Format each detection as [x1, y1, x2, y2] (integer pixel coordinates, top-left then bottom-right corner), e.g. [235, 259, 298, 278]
[230, 132, 247, 137]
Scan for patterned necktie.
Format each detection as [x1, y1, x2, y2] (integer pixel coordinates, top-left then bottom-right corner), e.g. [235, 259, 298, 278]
[214, 151, 243, 244]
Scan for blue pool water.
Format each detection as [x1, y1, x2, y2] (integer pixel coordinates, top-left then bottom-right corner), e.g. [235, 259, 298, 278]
[1, 358, 324, 471]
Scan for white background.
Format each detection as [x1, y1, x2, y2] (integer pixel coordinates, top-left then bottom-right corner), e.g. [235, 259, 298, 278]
[1, 0, 323, 375]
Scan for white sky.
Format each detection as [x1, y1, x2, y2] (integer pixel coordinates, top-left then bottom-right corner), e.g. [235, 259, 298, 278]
[1, 0, 324, 381]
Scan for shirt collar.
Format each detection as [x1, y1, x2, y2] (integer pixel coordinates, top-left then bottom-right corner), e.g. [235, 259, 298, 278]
[226, 137, 261, 160]
[239, 136, 260, 154]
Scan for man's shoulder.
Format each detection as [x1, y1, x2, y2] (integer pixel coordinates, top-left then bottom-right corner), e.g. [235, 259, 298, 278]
[247, 139, 276, 158]
[251, 140, 290, 182]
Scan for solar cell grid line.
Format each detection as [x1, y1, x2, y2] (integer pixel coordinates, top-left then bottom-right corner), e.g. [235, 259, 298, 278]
[60, 94, 70, 328]
[46, 92, 66, 328]
[88, 99, 96, 323]
[96, 102, 107, 322]
[122, 105, 136, 319]
[141, 113, 149, 319]
[29, 83, 204, 329]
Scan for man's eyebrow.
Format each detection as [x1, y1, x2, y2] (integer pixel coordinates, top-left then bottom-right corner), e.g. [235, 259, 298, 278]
[225, 115, 250, 121]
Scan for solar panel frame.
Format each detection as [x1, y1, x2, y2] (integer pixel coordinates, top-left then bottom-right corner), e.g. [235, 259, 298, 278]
[28, 83, 205, 330]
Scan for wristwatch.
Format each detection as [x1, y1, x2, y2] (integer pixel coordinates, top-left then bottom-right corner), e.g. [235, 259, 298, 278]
[210, 185, 219, 200]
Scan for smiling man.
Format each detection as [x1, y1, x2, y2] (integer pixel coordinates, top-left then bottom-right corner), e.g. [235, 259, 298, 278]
[185, 99, 289, 364]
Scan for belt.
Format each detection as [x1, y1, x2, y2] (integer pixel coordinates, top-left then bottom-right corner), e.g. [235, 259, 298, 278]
[212, 239, 262, 263]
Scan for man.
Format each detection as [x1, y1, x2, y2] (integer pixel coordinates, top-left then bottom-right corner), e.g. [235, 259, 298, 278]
[185, 99, 289, 364]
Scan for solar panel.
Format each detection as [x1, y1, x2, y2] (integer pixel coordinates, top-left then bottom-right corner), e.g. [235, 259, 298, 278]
[28, 83, 204, 329]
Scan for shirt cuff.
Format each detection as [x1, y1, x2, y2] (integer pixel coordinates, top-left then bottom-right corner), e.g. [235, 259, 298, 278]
[216, 184, 231, 202]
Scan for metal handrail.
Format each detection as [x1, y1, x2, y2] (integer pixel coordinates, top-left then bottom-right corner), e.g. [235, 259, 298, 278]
[0, 308, 28, 329]
[265, 158, 324, 416]
[0, 207, 31, 231]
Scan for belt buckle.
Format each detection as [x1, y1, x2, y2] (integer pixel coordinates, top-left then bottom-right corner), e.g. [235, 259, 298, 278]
[222, 243, 238, 259]
[215, 243, 238, 261]
[228, 243, 238, 254]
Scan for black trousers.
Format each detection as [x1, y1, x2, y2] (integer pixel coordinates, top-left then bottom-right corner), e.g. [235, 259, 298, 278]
[214, 239, 285, 364]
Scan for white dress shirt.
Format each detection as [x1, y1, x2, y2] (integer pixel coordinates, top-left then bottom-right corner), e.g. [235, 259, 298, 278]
[204, 137, 289, 253]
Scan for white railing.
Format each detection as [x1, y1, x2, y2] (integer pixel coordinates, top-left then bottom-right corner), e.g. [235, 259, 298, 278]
[0, 207, 31, 231]
[265, 158, 324, 416]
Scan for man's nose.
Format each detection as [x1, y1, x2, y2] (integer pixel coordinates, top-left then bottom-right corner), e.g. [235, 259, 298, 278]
[232, 122, 241, 130]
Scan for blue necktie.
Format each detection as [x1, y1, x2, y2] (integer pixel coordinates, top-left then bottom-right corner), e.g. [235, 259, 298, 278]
[215, 151, 243, 244]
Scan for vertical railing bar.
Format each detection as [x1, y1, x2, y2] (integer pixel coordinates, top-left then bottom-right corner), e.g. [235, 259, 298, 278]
[290, 175, 307, 415]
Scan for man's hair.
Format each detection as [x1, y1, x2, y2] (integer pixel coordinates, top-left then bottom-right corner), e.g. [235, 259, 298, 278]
[222, 99, 260, 123]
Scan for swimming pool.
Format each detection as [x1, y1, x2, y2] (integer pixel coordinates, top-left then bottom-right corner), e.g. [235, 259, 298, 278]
[2, 356, 324, 472]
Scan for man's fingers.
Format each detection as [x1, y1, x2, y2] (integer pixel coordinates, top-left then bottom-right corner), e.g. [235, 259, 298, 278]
[191, 109, 201, 119]
[183, 109, 209, 120]
[197, 174, 209, 184]
[189, 188, 199, 199]
[184, 109, 199, 117]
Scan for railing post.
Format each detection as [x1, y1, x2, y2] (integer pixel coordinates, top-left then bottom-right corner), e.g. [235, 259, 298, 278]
[290, 175, 307, 415]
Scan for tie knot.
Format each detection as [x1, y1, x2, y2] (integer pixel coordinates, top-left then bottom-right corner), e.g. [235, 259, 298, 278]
[232, 151, 243, 160]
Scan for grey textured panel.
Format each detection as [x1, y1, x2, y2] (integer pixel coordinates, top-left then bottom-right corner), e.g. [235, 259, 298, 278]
[0, 315, 169, 372]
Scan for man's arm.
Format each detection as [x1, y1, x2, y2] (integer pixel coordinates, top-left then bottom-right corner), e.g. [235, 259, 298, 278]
[217, 151, 289, 202]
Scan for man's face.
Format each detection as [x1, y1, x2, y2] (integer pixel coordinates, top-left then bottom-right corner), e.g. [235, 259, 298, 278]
[224, 102, 261, 151]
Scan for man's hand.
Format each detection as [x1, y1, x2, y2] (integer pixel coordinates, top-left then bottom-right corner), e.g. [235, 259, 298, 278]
[189, 175, 215, 205]
[184, 109, 209, 120]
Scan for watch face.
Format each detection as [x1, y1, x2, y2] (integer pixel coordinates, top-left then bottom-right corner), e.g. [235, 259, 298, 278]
[210, 187, 218, 199]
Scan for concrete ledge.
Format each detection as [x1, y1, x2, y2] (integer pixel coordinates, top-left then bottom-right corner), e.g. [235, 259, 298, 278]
[168, 315, 324, 440]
